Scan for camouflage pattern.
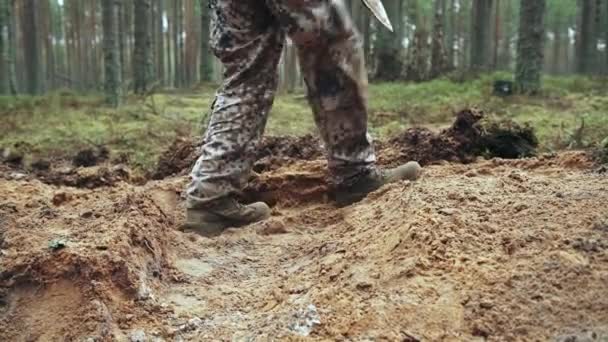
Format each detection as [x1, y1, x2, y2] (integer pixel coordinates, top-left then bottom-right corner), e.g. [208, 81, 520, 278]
[187, 0, 377, 208]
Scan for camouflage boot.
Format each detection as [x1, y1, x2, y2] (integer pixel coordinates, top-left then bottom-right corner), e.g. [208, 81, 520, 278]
[182, 197, 271, 236]
[332, 161, 422, 206]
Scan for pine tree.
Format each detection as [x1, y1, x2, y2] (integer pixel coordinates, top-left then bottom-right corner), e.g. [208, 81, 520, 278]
[374, 0, 403, 80]
[102, 0, 122, 106]
[133, 0, 153, 93]
[575, 0, 597, 74]
[515, 0, 546, 94]
[470, 0, 494, 70]
[430, 3, 450, 78]
[22, 0, 40, 94]
[0, 0, 8, 94]
[199, 0, 212, 82]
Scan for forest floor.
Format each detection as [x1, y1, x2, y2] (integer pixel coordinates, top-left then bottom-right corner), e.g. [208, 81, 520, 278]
[1, 76, 608, 341]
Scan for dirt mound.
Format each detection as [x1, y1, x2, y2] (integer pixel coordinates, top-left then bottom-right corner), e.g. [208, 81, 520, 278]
[151, 108, 539, 180]
[151, 138, 200, 180]
[381, 108, 538, 166]
[1, 151, 607, 340]
[152, 134, 326, 180]
[0, 181, 175, 341]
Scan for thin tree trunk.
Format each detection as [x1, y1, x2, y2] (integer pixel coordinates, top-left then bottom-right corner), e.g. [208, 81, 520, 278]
[552, 23, 560, 74]
[498, 0, 512, 69]
[430, 0, 450, 78]
[363, 9, 371, 66]
[0, 0, 8, 94]
[470, 0, 493, 70]
[102, 0, 121, 106]
[374, 0, 403, 80]
[515, 0, 546, 94]
[575, 0, 597, 74]
[22, 0, 39, 94]
[446, 0, 456, 67]
[605, 0, 608, 74]
[156, 0, 165, 85]
[118, 1, 126, 85]
[284, 41, 298, 93]
[173, 0, 181, 87]
[492, 0, 500, 69]
[166, 1, 173, 86]
[184, 0, 197, 85]
[133, 0, 152, 93]
[199, 0, 212, 82]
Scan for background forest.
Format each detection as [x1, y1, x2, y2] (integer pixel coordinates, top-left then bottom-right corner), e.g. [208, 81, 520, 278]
[1, 0, 607, 171]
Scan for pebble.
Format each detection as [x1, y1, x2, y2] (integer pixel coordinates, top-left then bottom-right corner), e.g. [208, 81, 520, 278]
[130, 329, 146, 342]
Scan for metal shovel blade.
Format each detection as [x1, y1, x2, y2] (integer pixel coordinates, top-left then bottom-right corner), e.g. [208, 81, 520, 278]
[361, 0, 393, 32]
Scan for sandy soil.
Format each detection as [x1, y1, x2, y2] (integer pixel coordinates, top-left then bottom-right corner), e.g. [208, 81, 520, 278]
[1, 148, 607, 341]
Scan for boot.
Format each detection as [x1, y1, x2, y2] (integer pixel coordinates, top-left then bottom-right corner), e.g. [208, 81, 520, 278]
[332, 161, 422, 206]
[182, 197, 271, 236]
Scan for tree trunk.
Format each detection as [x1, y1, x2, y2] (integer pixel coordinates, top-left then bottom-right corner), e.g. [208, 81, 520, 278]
[184, 0, 197, 85]
[552, 20, 562, 74]
[39, 0, 55, 91]
[405, 28, 430, 82]
[498, 0, 512, 69]
[469, 0, 493, 70]
[374, 0, 403, 80]
[430, 1, 450, 79]
[156, 0, 165, 85]
[102, 0, 122, 106]
[173, 0, 182, 87]
[605, 0, 608, 74]
[283, 41, 298, 93]
[575, 0, 597, 74]
[0, 0, 8, 94]
[446, 0, 456, 67]
[118, 1, 126, 85]
[363, 8, 371, 66]
[22, 0, 40, 94]
[199, 0, 213, 82]
[492, 0, 500, 69]
[515, 0, 546, 94]
[133, 0, 152, 94]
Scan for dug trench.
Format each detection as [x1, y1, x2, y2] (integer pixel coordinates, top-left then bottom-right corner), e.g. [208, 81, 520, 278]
[1, 109, 607, 341]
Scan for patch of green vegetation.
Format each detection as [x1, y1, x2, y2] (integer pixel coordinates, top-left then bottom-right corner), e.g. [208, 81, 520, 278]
[1, 74, 607, 172]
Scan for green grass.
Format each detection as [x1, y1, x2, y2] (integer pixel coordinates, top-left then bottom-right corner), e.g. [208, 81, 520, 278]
[1, 74, 607, 172]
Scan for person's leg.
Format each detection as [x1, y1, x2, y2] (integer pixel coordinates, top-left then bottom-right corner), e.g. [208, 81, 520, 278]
[267, 0, 421, 204]
[184, 0, 284, 233]
[266, 0, 374, 185]
[188, 0, 283, 206]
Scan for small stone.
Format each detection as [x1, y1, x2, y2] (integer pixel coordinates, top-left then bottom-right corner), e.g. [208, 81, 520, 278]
[8, 172, 27, 180]
[257, 220, 288, 235]
[438, 208, 457, 216]
[130, 329, 146, 342]
[48, 239, 67, 251]
[81, 210, 94, 218]
[513, 203, 528, 212]
[52, 192, 72, 206]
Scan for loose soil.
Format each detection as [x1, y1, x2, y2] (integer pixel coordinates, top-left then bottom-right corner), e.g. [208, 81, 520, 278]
[1, 139, 607, 341]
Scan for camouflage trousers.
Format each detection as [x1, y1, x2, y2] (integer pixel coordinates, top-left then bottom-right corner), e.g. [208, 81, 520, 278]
[187, 0, 377, 208]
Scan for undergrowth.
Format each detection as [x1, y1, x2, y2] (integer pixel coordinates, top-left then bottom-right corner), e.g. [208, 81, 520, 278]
[1, 74, 606, 172]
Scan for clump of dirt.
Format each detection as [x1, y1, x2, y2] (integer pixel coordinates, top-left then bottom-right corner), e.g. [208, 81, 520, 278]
[481, 119, 538, 158]
[151, 134, 324, 179]
[72, 146, 110, 167]
[36, 164, 132, 188]
[382, 108, 538, 166]
[151, 137, 199, 180]
[252, 134, 324, 173]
